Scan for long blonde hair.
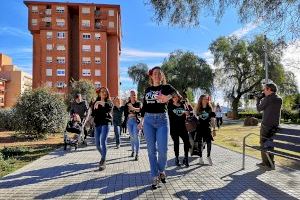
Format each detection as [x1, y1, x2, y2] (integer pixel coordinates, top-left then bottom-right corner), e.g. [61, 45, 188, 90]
[195, 94, 212, 115]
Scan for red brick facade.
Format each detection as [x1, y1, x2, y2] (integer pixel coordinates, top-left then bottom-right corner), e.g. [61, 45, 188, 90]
[24, 1, 121, 97]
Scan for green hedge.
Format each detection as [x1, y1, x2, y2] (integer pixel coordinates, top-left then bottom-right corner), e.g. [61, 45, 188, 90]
[281, 109, 299, 123]
[0, 109, 15, 131]
[238, 111, 262, 119]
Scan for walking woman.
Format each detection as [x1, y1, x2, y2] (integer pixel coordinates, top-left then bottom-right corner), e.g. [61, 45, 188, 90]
[138, 66, 177, 189]
[167, 92, 191, 167]
[195, 94, 216, 166]
[124, 90, 142, 161]
[112, 96, 124, 149]
[215, 103, 223, 129]
[92, 87, 113, 171]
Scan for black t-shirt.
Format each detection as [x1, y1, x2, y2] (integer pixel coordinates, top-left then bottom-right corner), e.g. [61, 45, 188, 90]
[197, 106, 216, 129]
[168, 102, 187, 130]
[124, 101, 142, 118]
[141, 84, 176, 117]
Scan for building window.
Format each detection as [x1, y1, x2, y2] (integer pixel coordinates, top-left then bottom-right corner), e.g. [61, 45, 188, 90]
[108, 21, 114, 28]
[108, 9, 114, 16]
[46, 81, 52, 87]
[82, 45, 91, 52]
[82, 33, 91, 39]
[95, 70, 101, 76]
[46, 69, 52, 76]
[82, 57, 91, 64]
[32, 19, 38, 26]
[57, 69, 65, 76]
[95, 33, 101, 40]
[46, 31, 52, 39]
[46, 56, 52, 63]
[46, 44, 53, 50]
[56, 45, 65, 51]
[31, 6, 38, 13]
[95, 81, 101, 88]
[56, 6, 65, 13]
[57, 32, 65, 39]
[56, 19, 65, 27]
[56, 82, 65, 88]
[45, 9, 51, 15]
[82, 69, 91, 76]
[82, 7, 90, 14]
[82, 20, 90, 27]
[95, 57, 101, 64]
[95, 45, 101, 52]
[57, 57, 65, 64]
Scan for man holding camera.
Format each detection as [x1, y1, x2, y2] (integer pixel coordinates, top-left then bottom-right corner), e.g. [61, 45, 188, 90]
[256, 83, 282, 170]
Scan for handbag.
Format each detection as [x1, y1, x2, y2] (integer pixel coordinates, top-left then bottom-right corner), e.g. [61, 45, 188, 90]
[185, 115, 198, 133]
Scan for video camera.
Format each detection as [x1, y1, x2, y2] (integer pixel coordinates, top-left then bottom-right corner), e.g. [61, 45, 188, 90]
[248, 92, 265, 100]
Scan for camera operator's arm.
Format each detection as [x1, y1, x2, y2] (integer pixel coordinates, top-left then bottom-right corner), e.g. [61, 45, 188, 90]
[256, 96, 268, 112]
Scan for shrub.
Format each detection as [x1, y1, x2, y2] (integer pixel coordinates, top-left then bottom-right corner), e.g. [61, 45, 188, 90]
[282, 109, 299, 123]
[1, 146, 29, 159]
[13, 88, 68, 138]
[238, 111, 262, 119]
[0, 109, 15, 131]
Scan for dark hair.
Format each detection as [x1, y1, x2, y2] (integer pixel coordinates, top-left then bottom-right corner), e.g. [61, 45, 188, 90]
[96, 86, 111, 102]
[265, 83, 278, 93]
[75, 93, 81, 99]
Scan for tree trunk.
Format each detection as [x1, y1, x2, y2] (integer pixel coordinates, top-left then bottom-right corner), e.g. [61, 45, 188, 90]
[231, 98, 240, 119]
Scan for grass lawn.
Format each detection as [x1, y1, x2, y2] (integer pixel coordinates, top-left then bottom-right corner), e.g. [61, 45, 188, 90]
[0, 131, 63, 177]
[215, 123, 300, 170]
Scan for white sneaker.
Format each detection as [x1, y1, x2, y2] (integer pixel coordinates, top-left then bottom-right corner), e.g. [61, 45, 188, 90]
[199, 157, 204, 165]
[207, 157, 213, 165]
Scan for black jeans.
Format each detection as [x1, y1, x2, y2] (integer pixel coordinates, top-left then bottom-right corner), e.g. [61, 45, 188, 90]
[260, 124, 275, 166]
[170, 129, 190, 158]
[216, 117, 223, 128]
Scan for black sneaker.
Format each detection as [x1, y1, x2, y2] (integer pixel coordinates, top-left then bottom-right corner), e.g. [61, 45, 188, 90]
[135, 154, 139, 161]
[130, 152, 134, 157]
[99, 159, 106, 171]
[175, 157, 180, 166]
[151, 176, 160, 190]
[183, 157, 189, 167]
[159, 172, 166, 184]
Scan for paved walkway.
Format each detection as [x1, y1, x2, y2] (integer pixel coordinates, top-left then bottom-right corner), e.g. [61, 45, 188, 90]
[0, 130, 299, 200]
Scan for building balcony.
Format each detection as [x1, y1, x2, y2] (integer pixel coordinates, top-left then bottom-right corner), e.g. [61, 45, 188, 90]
[40, 22, 52, 29]
[95, 23, 107, 31]
[94, 10, 107, 20]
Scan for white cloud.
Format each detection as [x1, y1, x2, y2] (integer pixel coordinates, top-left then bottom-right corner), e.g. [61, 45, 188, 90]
[281, 40, 300, 90]
[229, 21, 259, 39]
[0, 27, 31, 38]
[121, 48, 168, 60]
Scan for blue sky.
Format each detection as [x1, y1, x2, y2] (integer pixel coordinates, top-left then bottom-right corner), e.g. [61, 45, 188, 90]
[0, 0, 299, 104]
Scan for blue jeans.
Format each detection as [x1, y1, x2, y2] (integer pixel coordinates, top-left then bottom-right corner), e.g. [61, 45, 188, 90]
[127, 117, 140, 154]
[113, 124, 121, 145]
[143, 112, 169, 178]
[94, 125, 109, 160]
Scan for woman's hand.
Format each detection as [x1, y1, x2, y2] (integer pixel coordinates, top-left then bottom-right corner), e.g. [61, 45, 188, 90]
[94, 101, 105, 109]
[137, 122, 143, 130]
[156, 94, 171, 103]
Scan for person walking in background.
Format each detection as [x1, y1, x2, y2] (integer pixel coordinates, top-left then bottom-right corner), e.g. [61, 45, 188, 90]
[256, 83, 282, 170]
[124, 90, 142, 161]
[112, 96, 124, 149]
[138, 66, 177, 190]
[168, 92, 191, 167]
[215, 103, 223, 129]
[195, 94, 216, 166]
[70, 93, 89, 121]
[92, 87, 113, 171]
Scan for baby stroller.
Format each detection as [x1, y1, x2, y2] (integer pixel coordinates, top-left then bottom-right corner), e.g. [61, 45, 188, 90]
[64, 114, 87, 150]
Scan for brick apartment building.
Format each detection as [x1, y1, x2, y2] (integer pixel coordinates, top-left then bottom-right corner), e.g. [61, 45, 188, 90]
[24, 1, 121, 97]
[0, 54, 32, 108]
